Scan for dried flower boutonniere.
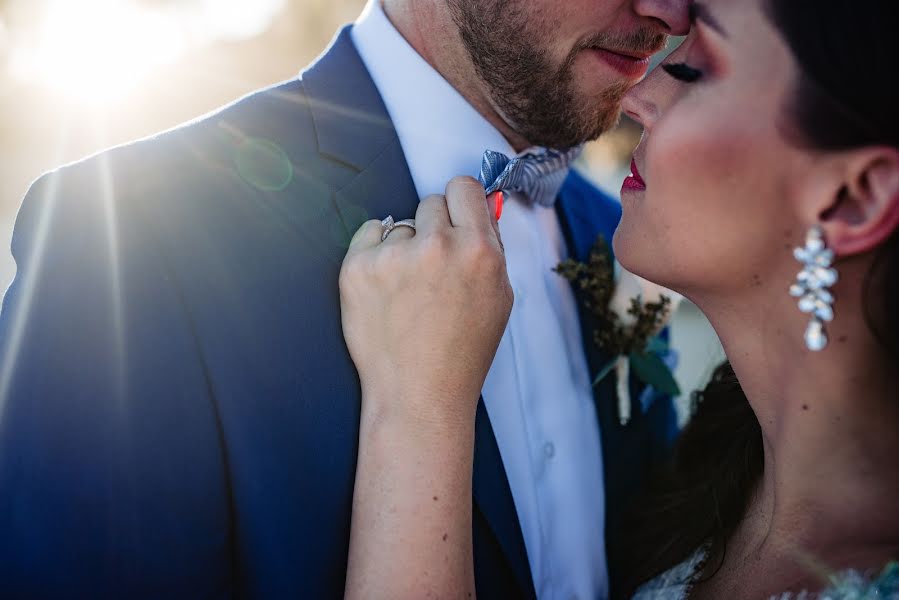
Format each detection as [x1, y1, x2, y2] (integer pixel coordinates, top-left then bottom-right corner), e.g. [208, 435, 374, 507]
[555, 235, 682, 425]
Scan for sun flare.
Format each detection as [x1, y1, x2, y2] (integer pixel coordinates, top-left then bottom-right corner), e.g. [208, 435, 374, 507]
[8, 0, 187, 106]
[6, 0, 286, 108]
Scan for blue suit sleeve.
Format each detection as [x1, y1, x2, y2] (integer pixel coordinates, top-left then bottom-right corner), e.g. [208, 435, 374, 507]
[0, 161, 233, 598]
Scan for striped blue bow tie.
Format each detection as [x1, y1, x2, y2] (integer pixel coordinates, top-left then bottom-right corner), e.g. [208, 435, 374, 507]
[478, 146, 583, 207]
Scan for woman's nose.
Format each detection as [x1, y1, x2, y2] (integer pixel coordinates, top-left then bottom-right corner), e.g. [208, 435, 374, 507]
[622, 80, 656, 130]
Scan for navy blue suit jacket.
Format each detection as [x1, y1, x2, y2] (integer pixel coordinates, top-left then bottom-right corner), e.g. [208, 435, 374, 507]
[0, 28, 677, 599]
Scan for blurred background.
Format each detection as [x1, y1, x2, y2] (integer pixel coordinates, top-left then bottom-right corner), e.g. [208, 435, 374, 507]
[0, 0, 722, 416]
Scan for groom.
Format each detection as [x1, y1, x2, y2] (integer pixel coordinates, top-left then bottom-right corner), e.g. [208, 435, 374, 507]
[0, 0, 688, 598]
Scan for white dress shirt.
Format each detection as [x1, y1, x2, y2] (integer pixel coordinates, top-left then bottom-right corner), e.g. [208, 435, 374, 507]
[352, 3, 608, 598]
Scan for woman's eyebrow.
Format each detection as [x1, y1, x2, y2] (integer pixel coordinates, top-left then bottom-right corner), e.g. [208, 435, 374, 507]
[690, 3, 729, 37]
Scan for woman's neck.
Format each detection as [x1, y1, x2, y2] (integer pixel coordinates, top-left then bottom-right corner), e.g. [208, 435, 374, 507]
[700, 288, 899, 576]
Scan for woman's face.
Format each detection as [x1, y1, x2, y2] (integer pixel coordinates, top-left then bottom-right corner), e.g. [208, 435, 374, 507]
[614, 0, 818, 303]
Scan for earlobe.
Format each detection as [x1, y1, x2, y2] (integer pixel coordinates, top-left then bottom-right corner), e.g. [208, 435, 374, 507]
[821, 149, 899, 257]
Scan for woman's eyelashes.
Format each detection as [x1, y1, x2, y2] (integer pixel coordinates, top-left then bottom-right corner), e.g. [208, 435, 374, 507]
[662, 62, 704, 83]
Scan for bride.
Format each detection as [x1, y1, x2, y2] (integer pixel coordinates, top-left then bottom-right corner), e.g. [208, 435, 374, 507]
[338, 0, 899, 597]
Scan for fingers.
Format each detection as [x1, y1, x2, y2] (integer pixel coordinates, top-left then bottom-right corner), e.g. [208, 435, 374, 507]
[487, 192, 504, 251]
[414, 194, 451, 236]
[381, 221, 416, 245]
[346, 175, 495, 261]
[444, 177, 505, 255]
[346, 219, 385, 259]
[444, 176, 494, 233]
[488, 191, 504, 222]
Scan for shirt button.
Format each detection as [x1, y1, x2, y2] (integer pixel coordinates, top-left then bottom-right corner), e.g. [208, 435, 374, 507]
[543, 442, 555, 459]
[514, 286, 526, 304]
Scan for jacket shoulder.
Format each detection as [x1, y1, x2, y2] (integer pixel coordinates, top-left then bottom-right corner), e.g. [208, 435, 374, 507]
[41, 78, 319, 196]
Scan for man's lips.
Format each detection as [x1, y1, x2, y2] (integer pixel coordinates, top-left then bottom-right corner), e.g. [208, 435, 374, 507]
[590, 47, 654, 79]
[621, 158, 647, 193]
[603, 47, 655, 60]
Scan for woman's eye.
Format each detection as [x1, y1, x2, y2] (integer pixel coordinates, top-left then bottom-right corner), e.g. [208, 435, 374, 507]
[662, 62, 704, 83]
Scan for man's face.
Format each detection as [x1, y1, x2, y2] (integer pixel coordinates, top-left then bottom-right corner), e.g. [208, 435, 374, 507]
[448, 0, 670, 149]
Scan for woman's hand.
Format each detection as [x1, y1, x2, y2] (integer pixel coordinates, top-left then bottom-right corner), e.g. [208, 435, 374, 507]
[339, 176, 512, 426]
[339, 176, 509, 600]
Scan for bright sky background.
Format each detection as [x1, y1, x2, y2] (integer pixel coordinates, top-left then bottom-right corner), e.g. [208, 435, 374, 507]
[5, 0, 287, 105]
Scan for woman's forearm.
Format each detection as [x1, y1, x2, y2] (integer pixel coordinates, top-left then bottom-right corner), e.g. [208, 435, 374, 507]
[344, 388, 478, 600]
[339, 182, 510, 599]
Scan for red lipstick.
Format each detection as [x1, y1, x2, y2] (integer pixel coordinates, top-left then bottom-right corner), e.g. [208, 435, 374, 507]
[621, 158, 647, 193]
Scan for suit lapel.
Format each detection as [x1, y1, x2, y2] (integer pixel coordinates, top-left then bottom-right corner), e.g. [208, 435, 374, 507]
[555, 171, 620, 263]
[555, 171, 627, 503]
[556, 171, 621, 390]
[304, 27, 534, 596]
[302, 27, 420, 235]
[555, 170, 620, 378]
[473, 400, 537, 598]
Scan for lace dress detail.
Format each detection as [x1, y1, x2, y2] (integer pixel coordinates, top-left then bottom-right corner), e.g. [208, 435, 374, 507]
[631, 546, 709, 600]
[632, 551, 899, 600]
[771, 561, 899, 600]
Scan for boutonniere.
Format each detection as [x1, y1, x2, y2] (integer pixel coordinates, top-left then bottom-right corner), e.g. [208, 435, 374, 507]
[555, 236, 682, 425]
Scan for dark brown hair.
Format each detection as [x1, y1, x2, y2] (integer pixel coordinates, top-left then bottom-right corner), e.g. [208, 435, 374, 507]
[614, 0, 899, 595]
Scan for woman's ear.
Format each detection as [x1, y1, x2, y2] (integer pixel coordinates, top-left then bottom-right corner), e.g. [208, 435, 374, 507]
[819, 147, 899, 257]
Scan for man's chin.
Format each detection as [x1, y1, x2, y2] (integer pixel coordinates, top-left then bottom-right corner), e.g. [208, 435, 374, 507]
[569, 104, 625, 145]
[495, 79, 628, 148]
[567, 88, 630, 142]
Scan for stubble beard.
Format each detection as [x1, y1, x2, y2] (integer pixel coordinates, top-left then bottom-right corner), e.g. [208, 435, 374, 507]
[448, 0, 664, 149]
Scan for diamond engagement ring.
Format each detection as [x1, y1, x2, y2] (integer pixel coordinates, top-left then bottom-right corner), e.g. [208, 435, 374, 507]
[380, 216, 416, 242]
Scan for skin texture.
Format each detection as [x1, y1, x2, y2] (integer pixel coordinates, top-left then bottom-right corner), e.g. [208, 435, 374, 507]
[383, 0, 690, 151]
[617, 0, 899, 596]
[341, 180, 509, 600]
[343, 0, 899, 597]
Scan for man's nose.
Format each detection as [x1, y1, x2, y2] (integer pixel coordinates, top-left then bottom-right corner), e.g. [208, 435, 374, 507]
[633, 0, 691, 36]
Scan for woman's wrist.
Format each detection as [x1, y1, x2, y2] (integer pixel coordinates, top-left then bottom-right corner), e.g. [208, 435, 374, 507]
[359, 379, 480, 437]
[348, 384, 478, 600]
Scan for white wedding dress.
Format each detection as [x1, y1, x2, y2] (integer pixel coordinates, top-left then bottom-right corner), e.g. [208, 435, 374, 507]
[631, 546, 899, 600]
[631, 546, 708, 600]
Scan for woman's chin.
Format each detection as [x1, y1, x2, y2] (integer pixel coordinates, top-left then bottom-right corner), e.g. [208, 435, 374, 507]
[612, 222, 644, 274]
[613, 223, 673, 291]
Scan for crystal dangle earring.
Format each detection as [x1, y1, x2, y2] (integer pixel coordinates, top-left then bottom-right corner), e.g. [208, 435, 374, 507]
[790, 226, 837, 351]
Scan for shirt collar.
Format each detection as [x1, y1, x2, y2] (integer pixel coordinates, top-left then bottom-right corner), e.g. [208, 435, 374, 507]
[351, 0, 517, 199]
